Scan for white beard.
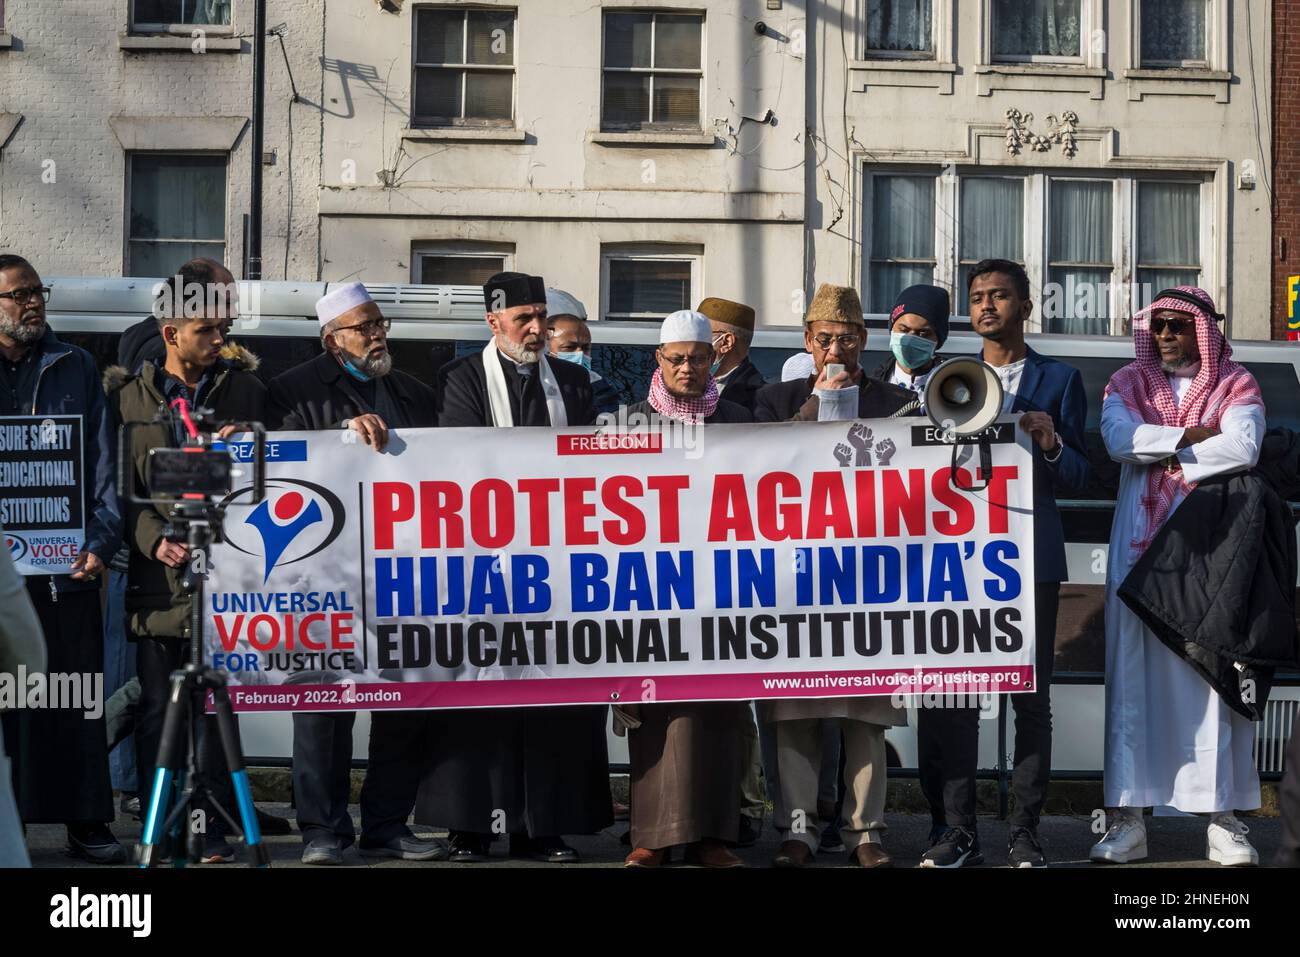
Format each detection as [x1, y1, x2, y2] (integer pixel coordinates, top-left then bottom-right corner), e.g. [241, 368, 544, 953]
[497, 336, 541, 365]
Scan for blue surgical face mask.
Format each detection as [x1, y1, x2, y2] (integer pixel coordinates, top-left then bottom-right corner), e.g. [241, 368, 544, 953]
[890, 331, 936, 372]
[554, 350, 592, 372]
[341, 358, 372, 382]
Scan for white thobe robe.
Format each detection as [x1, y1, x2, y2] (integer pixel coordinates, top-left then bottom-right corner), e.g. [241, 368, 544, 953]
[1100, 379, 1265, 812]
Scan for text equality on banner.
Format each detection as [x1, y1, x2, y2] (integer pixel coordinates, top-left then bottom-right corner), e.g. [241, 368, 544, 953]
[204, 416, 1036, 712]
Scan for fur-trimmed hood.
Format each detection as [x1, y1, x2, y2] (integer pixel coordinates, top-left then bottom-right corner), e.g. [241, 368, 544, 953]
[103, 339, 260, 393]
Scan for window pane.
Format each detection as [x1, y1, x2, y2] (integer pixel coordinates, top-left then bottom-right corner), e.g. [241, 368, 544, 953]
[992, 0, 1082, 57]
[420, 255, 505, 286]
[1137, 182, 1199, 267]
[1050, 180, 1111, 263]
[128, 241, 225, 279]
[413, 69, 463, 122]
[605, 12, 653, 69]
[608, 259, 692, 316]
[873, 175, 935, 260]
[870, 264, 935, 314]
[603, 72, 650, 125]
[1136, 268, 1201, 310]
[134, 1, 231, 25]
[467, 9, 513, 65]
[416, 9, 464, 65]
[465, 71, 513, 120]
[1046, 268, 1111, 334]
[959, 178, 1024, 313]
[651, 74, 700, 126]
[868, 0, 933, 52]
[129, 155, 226, 243]
[654, 14, 702, 69]
[1141, 0, 1206, 63]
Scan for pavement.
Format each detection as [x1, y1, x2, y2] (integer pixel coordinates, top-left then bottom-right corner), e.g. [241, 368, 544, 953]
[23, 804, 1285, 869]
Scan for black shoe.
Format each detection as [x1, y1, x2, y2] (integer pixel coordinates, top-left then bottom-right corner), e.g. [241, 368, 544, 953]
[254, 807, 292, 835]
[818, 822, 845, 854]
[301, 836, 344, 866]
[919, 826, 983, 869]
[511, 834, 578, 863]
[448, 831, 491, 863]
[67, 823, 128, 865]
[1007, 826, 1046, 868]
[200, 831, 237, 864]
[728, 815, 761, 848]
[928, 820, 948, 847]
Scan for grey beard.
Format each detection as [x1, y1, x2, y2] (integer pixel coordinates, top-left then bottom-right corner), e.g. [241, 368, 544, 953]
[497, 336, 541, 365]
[0, 314, 44, 345]
[342, 346, 393, 378]
[1160, 355, 1199, 374]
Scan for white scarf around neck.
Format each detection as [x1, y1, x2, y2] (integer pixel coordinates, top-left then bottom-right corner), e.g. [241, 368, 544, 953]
[482, 338, 568, 428]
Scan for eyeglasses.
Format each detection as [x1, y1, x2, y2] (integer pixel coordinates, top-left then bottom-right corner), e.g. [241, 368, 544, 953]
[659, 352, 713, 369]
[811, 333, 860, 350]
[335, 317, 390, 337]
[0, 286, 52, 306]
[1150, 317, 1193, 336]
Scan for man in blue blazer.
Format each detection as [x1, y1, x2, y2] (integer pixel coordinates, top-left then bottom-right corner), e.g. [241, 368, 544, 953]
[919, 259, 1092, 869]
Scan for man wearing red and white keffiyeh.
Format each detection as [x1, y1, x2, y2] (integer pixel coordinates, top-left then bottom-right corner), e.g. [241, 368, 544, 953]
[1092, 286, 1266, 867]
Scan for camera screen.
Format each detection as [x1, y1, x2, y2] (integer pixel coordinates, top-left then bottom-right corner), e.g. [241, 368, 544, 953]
[147, 448, 234, 498]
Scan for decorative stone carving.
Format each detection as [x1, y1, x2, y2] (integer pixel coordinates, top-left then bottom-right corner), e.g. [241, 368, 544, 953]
[1005, 108, 1079, 158]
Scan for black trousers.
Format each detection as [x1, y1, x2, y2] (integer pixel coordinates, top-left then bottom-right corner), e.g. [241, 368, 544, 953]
[293, 709, 433, 846]
[917, 582, 1059, 831]
[134, 636, 234, 831]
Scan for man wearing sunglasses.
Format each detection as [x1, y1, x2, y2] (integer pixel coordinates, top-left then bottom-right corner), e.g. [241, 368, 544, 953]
[1092, 286, 1265, 867]
[267, 282, 444, 866]
[0, 254, 123, 863]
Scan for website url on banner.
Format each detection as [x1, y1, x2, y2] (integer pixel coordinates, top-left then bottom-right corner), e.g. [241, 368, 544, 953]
[761, 670, 1022, 691]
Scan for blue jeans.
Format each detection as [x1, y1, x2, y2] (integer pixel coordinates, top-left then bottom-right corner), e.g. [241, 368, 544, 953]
[104, 570, 138, 793]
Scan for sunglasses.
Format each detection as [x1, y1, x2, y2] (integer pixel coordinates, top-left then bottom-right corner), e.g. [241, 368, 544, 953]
[1150, 317, 1193, 336]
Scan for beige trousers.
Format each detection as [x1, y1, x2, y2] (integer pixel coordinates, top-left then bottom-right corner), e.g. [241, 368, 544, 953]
[776, 718, 888, 851]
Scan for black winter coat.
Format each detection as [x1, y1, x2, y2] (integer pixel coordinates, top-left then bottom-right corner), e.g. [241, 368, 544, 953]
[266, 351, 438, 431]
[622, 397, 753, 424]
[754, 373, 917, 423]
[718, 356, 767, 413]
[1118, 452, 1300, 719]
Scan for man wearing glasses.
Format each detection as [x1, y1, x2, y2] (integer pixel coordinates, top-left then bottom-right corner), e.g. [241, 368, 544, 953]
[0, 255, 123, 863]
[753, 283, 914, 869]
[266, 282, 444, 865]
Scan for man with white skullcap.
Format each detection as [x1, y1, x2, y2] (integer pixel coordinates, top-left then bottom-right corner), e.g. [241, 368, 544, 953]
[266, 281, 444, 866]
[544, 287, 621, 415]
[622, 310, 751, 425]
[422, 272, 612, 864]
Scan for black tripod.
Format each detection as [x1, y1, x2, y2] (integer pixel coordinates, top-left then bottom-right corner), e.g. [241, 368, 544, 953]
[137, 501, 270, 867]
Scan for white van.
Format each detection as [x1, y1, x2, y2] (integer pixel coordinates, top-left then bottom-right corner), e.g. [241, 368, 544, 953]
[44, 277, 1300, 783]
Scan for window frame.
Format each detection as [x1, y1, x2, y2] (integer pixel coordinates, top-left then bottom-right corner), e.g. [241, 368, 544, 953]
[860, 166, 1209, 335]
[981, 0, 1101, 67]
[411, 5, 518, 129]
[600, 244, 703, 322]
[124, 150, 230, 278]
[860, 0, 938, 61]
[600, 9, 706, 132]
[1133, 0, 1222, 71]
[410, 241, 514, 285]
[130, 0, 236, 35]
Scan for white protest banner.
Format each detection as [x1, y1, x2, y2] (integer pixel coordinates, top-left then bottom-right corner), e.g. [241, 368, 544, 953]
[0, 415, 85, 575]
[205, 416, 1035, 712]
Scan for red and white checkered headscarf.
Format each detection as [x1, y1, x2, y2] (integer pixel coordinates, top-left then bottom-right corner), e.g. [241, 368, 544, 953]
[647, 368, 720, 424]
[1104, 286, 1263, 553]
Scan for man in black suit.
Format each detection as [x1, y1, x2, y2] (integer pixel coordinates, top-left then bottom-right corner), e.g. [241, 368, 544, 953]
[266, 282, 445, 866]
[697, 297, 766, 414]
[422, 272, 612, 863]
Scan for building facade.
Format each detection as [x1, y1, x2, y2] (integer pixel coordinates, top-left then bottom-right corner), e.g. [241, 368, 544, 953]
[0, 1, 1281, 340]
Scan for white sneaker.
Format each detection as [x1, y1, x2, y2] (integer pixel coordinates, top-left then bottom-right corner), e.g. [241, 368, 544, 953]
[1206, 814, 1258, 867]
[1089, 811, 1148, 864]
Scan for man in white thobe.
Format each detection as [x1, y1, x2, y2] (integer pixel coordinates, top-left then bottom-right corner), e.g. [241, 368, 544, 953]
[1092, 286, 1265, 866]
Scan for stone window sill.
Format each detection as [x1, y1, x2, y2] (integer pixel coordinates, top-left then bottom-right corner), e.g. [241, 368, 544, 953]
[850, 59, 956, 73]
[401, 127, 526, 143]
[976, 63, 1105, 78]
[1123, 68, 1230, 82]
[590, 130, 715, 146]
[118, 34, 243, 52]
[0, 33, 12, 50]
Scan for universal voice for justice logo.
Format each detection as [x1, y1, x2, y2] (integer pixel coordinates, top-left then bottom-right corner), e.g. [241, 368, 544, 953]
[6, 531, 27, 563]
[221, 479, 345, 583]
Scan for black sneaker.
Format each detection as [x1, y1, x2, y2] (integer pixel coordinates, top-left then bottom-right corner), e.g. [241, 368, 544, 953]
[200, 831, 237, 864]
[1007, 826, 1046, 868]
[918, 826, 983, 868]
[67, 823, 128, 865]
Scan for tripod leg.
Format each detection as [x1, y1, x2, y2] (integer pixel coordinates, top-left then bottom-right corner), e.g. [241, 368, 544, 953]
[211, 684, 271, 867]
[138, 670, 190, 867]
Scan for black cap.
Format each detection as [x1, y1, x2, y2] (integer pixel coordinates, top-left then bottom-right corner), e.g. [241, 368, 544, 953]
[483, 272, 546, 312]
[889, 284, 951, 347]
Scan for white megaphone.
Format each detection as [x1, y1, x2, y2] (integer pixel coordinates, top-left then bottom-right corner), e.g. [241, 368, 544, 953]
[922, 356, 1005, 490]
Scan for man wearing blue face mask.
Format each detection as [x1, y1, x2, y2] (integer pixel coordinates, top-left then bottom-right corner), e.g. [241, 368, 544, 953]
[871, 284, 951, 399]
[545, 288, 622, 415]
